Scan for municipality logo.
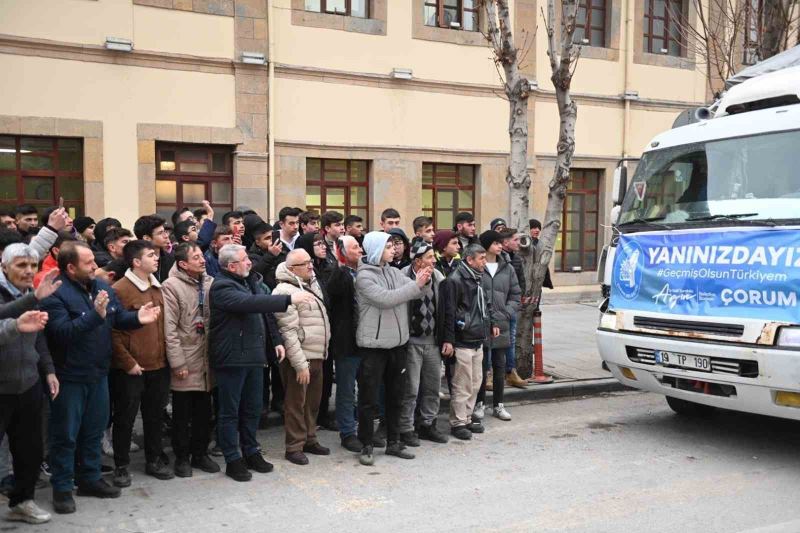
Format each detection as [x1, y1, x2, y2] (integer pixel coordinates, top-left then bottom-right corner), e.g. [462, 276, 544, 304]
[614, 240, 644, 300]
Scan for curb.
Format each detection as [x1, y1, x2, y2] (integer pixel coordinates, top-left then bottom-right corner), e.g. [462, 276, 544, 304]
[439, 377, 631, 409]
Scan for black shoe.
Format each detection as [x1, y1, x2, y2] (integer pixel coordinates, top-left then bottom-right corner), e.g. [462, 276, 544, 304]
[371, 435, 386, 448]
[210, 445, 224, 457]
[450, 425, 472, 440]
[76, 478, 121, 499]
[285, 451, 309, 465]
[303, 442, 330, 456]
[225, 458, 252, 482]
[112, 467, 131, 488]
[318, 416, 338, 432]
[400, 431, 420, 447]
[53, 490, 76, 514]
[419, 423, 449, 444]
[145, 460, 175, 480]
[100, 464, 113, 474]
[469, 421, 485, 434]
[385, 441, 415, 460]
[341, 434, 362, 453]
[245, 452, 274, 474]
[174, 457, 192, 478]
[359, 446, 374, 466]
[191, 454, 221, 474]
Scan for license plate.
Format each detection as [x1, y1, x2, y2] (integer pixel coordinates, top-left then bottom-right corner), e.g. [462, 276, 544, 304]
[654, 350, 711, 372]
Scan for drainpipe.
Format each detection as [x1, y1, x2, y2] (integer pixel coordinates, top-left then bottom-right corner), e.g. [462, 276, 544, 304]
[621, 0, 634, 158]
[267, 0, 276, 222]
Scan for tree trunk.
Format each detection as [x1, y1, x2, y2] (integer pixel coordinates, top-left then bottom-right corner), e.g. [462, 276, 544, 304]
[761, 0, 795, 59]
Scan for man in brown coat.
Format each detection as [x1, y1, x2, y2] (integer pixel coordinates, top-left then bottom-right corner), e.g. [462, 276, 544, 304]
[162, 243, 220, 478]
[110, 240, 172, 486]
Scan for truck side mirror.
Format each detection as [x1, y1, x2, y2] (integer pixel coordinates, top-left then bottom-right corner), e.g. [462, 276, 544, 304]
[612, 166, 627, 206]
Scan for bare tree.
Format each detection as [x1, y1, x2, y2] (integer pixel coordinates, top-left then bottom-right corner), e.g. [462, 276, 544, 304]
[482, 0, 581, 378]
[672, 0, 800, 97]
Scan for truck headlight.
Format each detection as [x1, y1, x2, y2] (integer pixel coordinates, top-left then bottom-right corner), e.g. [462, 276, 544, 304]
[599, 311, 617, 330]
[777, 327, 800, 348]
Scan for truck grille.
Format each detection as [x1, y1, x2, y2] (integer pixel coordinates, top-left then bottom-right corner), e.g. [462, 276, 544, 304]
[633, 316, 744, 337]
[626, 347, 759, 378]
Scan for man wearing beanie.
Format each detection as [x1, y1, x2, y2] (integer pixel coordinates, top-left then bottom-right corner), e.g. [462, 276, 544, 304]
[355, 231, 431, 466]
[399, 239, 448, 446]
[432, 230, 460, 277]
[73, 217, 96, 245]
[475, 231, 520, 422]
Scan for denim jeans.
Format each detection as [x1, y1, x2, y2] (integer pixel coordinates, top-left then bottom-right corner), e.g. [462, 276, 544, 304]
[49, 377, 109, 492]
[215, 367, 263, 463]
[335, 355, 361, 440]
[505, 316, 517, 374]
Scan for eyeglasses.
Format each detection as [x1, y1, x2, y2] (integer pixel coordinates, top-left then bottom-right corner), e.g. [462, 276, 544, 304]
[313, 241, 327, 248]
[288, 260, 313, 268]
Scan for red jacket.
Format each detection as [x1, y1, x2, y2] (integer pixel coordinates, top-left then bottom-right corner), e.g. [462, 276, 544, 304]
[33, 255, 59, 289]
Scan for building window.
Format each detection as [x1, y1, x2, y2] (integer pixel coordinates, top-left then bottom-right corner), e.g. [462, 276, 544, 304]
[643, 0, 685, 57]
[155, 143, 233, 223]
[305, 0, 368, 17]
[422, 163, 475, 231]
[0, 135, 84, 218]
[574, 0, 607, 47]
[305, 158, 369, 222]
[743, 0, 763, 65]
[424, 0, 479, 31]
[555, 169, 600, 272]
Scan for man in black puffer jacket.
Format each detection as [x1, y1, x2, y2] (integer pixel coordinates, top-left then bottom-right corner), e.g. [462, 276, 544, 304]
[209, 244, 313, 482]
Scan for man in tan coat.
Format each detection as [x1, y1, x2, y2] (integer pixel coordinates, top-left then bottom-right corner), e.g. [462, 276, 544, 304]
[162, 243, 220, 478]
[272, 249, 331, 465]
[110, 240, 171, 486]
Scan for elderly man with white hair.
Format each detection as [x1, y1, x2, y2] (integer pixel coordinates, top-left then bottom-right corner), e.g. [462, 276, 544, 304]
[0, 243, 62, 524]
[272, 249, 331, 465]
[208, 244, 313, 482]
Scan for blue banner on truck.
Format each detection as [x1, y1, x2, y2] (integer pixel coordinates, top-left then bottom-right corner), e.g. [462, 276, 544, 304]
[610, 229, 800, 323]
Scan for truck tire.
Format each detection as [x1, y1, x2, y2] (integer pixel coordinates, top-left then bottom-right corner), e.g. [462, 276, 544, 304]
[665, 395, 716, 417]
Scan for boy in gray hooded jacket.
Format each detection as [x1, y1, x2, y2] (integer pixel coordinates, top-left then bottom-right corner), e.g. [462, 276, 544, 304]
[355, 231, 431, 466]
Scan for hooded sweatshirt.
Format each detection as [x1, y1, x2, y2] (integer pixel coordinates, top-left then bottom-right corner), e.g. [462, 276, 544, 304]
[354, 232, 422, 349]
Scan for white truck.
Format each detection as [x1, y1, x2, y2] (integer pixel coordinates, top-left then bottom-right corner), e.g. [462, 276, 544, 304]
[596, 58, 800, 418]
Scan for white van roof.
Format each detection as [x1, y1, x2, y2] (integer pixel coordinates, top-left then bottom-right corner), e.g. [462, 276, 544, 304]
[716, 65, 800, 117]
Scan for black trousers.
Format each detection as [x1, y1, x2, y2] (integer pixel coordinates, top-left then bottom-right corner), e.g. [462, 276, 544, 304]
[263, 361, 285, 413]
[112, 368, 170, 466]
[357, 346, 407, 446]
[171, 390, 212, 460]
[0, 381, 43, 507]
[317, 354, 335, 423]
[477, 347, 506, 407]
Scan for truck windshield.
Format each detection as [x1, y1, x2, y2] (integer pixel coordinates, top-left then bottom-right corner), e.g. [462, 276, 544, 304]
[618, 129, 800, 225]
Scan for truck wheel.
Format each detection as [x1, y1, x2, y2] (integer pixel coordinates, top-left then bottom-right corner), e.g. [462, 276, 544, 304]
[665, 396, 716, 417]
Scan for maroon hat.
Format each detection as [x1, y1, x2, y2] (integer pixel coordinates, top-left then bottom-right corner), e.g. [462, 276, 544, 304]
[433, 229, 457, 253]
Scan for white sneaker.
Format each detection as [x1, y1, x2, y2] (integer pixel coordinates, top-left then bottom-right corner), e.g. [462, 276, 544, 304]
[6, 500, 51, 524]
[473, 401, 485, 420]
[493, 403, 512, 421]
[101, 430, 114, 457]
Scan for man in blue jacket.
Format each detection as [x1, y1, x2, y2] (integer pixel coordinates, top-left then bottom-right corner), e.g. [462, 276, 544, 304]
[209, 244, 312, 482]
[40, 241, 160, 515]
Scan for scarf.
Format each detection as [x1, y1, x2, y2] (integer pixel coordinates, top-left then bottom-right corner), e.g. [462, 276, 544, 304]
[459, 261, 487, 320]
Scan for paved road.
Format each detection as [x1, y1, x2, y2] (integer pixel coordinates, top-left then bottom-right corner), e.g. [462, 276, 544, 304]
[23, 391, 800, 533]
[540, 302, 607, 380]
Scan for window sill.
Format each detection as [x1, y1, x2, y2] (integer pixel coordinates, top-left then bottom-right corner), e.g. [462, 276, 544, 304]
[575, 45, 620, 62]
[291, 3, 386, 35]
[412, 24, 486, 47]
[634, 51, 696, 70]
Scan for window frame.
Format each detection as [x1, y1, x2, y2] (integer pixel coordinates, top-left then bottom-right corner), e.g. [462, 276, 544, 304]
[555, 169, 601, 272]
[306, 0, 370, 17]
[0, 135, 85, 217]
[574, 0, 607, 48]
[155, 143, 234, 223]
[424, 0, 479, 31]
[643, 0, 686, 57]
[421, 162, 476, 230]
[305, 158, 370, 223]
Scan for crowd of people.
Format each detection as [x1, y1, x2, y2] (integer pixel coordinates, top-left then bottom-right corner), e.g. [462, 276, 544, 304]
[0, 201, 552, 524]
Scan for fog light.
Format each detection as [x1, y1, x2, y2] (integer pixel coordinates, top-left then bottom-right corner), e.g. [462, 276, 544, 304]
[620, 367, 637, 380]
[775, 391, 800, 407]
